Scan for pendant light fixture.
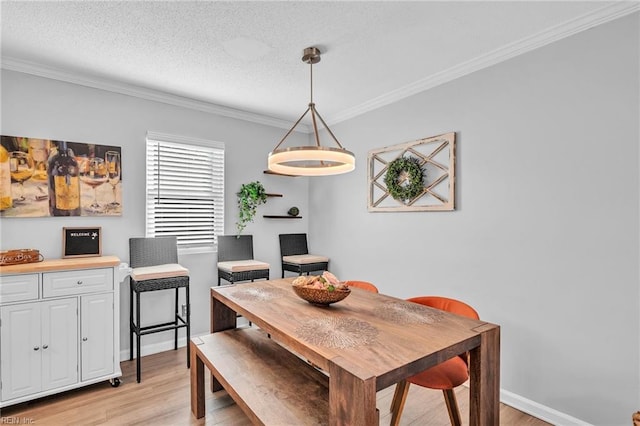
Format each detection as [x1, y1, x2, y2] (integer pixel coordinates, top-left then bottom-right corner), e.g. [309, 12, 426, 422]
[268, 47, 355, 176]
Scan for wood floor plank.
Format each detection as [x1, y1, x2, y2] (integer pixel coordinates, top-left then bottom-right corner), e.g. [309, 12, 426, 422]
[2, 346, 550, 425]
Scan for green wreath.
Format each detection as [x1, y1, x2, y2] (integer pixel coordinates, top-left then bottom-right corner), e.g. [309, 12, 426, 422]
[384, 156, 425, 202]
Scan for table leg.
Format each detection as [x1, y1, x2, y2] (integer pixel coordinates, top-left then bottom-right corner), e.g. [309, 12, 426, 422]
[210, 290, 238, 392]
[210, 293, 238, 332]
[329, 356, 377, 426]
[469, 324, 500, 426]
[190, 340, 205, 419]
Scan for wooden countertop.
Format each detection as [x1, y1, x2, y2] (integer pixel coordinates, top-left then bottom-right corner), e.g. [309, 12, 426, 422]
[0, 255, 120, 274]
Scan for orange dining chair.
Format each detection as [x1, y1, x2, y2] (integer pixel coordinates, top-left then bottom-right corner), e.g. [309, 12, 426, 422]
[390, 296, 480, 426]
[344, 280, 379, 293]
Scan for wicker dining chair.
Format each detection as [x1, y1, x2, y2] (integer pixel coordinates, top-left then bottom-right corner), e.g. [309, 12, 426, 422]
[217, 235, 269, 285]
[390, 296, 480, 426]
[279, 233, 329, 278]
[129, 236, 190, 383]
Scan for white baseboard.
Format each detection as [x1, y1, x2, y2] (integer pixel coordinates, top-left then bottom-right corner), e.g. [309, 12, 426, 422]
[119, 319, 251, 361]
[499, 388, 593, 426]
[119, 336, 190, 361]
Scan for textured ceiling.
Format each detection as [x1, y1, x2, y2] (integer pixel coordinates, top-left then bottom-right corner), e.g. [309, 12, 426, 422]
[1, 1, 633, 127]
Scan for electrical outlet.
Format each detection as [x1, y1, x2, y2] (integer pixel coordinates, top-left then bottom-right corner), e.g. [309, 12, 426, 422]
[181, 304, 187, 317]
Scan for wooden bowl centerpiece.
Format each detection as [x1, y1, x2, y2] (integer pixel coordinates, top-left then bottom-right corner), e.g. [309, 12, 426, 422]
[292, 272, 350, 306]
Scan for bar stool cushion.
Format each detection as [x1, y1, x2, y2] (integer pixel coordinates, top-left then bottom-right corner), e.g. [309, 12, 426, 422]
[282, 254, 329, 265]
[131, 263, 189, 281]
[218, 260, 270, 273]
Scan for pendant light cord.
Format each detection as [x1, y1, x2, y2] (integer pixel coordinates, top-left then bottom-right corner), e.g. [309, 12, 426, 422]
[309, 61, 322, 148]
[310, 60, 313, 104]
[270, 47, 348, 152]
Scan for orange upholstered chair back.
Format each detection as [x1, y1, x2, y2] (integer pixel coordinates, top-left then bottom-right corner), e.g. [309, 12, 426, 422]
[407, 296, 480, 367]
[345, 280, 379, 293]
[407, 296, 479, 320]
[392, 296, 480, 426]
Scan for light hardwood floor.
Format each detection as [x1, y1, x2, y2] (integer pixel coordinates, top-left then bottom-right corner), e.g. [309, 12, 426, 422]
[2, 346, 550, 425]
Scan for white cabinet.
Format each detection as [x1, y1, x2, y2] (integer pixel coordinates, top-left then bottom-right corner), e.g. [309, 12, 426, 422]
[41, 298, 79, 391]
[0, 256, 121, 408]
[1, 297, 78, 401]
[0, 302, 42, 400]
[81, 292, 114, 381]
[0, 273, 39, 303]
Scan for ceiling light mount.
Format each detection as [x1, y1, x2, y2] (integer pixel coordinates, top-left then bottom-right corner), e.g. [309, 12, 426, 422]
[301, 47, 321, 64]
[268, 47, 355, 176]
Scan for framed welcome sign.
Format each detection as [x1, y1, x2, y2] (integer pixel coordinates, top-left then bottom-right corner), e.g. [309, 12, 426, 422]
[63, 227, 102, 258]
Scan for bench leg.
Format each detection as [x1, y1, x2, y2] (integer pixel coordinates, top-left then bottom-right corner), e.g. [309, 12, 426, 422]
[190, 342, 205, 418]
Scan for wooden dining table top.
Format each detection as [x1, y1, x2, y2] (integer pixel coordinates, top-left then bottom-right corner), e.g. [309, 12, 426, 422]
[210, 277, 497, 392]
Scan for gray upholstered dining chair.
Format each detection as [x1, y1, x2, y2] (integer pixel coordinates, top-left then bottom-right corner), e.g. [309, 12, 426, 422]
[129, 236, 190, 383]
[217, 235, 270, 285]
[279, 233, 329, 277]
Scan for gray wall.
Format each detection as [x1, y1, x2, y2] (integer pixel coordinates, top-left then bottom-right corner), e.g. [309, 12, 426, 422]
[308, 13, 639, 426]
[0, 70, 311, 355]
[1, 12, 638, 426]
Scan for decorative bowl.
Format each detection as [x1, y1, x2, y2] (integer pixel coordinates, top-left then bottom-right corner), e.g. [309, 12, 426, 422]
[292, 285, 351, 306]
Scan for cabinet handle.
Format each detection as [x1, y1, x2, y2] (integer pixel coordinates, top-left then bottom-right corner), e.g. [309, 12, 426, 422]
[43, 344, 49, 349]
[77, 280, 83, 285]
[33, 346, 40, 351]
[82, 337, 88, 341]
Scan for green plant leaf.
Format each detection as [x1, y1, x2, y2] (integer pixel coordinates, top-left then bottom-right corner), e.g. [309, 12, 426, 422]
[236, 181, 268, 235]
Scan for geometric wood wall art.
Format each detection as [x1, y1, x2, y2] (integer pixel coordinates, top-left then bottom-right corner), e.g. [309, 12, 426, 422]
[368, 132, 455, 212]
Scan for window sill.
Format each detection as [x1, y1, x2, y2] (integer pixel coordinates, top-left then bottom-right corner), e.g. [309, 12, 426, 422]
[178, 246, 216, 256]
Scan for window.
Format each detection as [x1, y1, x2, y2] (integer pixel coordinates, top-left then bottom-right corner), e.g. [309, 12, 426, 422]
[145, 132, 224, 253]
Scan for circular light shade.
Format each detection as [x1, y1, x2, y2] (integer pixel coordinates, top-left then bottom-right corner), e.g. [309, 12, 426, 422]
[268, 146, 355, 176]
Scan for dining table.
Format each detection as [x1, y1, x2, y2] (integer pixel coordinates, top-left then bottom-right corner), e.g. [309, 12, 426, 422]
[191, 277, 500, 425]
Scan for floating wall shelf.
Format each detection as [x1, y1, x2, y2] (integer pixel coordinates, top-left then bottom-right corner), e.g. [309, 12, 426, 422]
[263, 170, 299, 177]
[263, 215, 302, 219]
[263, 191, 298, 218]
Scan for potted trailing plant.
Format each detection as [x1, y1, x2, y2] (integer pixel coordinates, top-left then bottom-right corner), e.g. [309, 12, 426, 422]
[236, 181, 267, 235]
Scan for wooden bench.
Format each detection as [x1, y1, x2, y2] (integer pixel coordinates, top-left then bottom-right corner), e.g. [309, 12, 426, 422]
[190, 327, 329, 425]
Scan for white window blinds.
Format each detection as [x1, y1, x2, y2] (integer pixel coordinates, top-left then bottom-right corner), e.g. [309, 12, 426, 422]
[145, 132, 224, 252]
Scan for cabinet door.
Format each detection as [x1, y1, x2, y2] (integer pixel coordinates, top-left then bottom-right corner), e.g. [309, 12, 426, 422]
[41, 298, 78, 391]
[81, 293, 114, 381]
[0, 303, 41, 401]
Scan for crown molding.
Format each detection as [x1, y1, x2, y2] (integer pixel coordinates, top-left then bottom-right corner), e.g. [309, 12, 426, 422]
[0, 56, 308, 133]
[328, 1, 640, 125]
[2, 2, 637, 130]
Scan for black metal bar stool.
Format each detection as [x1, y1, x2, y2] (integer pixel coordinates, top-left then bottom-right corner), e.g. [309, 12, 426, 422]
[129, 236, 190, 383]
